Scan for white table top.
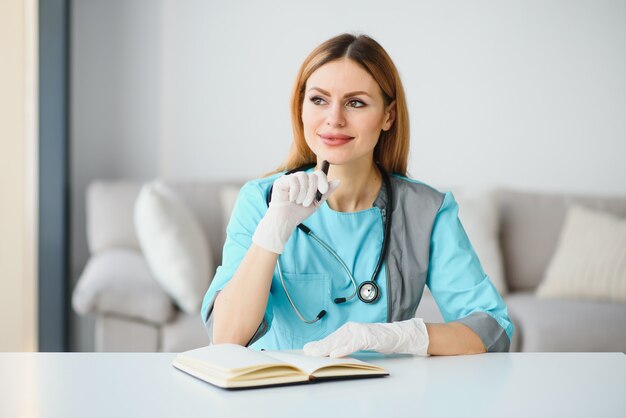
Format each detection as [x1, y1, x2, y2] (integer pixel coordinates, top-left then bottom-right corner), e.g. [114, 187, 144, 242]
[1, 352, 624, 418]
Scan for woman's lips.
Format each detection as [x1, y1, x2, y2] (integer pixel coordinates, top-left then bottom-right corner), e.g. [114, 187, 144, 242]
[318, 133, 354, 146]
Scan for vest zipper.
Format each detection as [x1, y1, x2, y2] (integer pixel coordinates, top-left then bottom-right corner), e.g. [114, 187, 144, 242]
[381, 208, 392, 322]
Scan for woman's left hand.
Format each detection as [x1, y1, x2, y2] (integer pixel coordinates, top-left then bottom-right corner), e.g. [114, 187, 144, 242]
[303, 318, 430, 358]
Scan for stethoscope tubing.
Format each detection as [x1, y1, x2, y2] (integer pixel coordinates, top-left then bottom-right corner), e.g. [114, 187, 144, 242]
[304, 228, 358, 303]
[276, 259, 325, 324]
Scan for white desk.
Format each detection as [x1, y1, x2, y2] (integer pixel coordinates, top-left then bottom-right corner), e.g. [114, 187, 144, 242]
[1, 352, 624, 418]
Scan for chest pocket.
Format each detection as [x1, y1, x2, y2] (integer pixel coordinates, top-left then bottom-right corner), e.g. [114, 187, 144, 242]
[271, 272, 330, 348]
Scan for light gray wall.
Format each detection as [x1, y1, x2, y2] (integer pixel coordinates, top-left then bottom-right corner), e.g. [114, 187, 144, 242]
[71, 0, 626, 351]
[159, 0, 626, 193]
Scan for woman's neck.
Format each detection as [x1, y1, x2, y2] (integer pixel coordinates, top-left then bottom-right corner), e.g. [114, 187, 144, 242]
[318, 158, 381, 212]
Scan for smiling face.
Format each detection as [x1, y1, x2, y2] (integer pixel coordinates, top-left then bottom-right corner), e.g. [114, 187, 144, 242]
[301, 58, 395, 167]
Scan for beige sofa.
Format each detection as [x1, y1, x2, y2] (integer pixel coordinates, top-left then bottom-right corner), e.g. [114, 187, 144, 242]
[72, 181, 626, 352]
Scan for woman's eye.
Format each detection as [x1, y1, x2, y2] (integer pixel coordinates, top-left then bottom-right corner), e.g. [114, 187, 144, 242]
[309, 96, 327, 105]
[347, 99, 366, 108]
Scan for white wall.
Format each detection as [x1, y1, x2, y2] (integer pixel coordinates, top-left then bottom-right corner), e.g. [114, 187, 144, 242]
[159, 0, 626, 193]
[71, 0, 626, 350]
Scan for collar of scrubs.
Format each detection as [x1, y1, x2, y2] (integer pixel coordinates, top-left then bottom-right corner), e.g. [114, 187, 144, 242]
[301, 166, 391, 213]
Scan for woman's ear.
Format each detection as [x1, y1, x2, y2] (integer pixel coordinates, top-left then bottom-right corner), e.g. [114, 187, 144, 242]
[382, 101, 396, 132]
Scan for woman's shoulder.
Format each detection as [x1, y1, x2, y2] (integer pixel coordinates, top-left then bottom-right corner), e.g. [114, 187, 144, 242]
[239, 171, 285, 199]
[390, 174, 459, 215]
[245, 171, 283, 188]
[390, 174, 446, 199]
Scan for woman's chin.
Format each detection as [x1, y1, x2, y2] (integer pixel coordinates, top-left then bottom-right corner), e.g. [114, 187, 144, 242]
[317, 152, 375, 167]
[316, 155, 348, 166]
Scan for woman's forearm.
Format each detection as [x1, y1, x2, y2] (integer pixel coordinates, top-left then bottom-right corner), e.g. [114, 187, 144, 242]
[425, 323, 487, 355]
[212, 244, 278, 345]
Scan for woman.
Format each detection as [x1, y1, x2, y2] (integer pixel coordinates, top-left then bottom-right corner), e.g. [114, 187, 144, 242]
[201, 33, 514, 357]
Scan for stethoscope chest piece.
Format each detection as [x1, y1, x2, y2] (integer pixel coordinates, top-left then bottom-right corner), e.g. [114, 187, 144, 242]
[358, 281, 380, 303]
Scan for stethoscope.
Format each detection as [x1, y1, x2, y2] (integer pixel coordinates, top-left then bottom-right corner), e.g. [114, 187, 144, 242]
[266, 162, 393, 324]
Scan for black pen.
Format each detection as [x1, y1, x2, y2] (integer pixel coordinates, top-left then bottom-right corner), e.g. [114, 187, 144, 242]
[316, 160, 330, 202]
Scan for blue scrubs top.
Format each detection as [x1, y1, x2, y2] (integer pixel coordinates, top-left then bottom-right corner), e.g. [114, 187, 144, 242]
[202, 171, 514, 351]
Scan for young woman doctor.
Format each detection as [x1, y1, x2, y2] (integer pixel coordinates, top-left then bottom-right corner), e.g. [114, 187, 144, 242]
[202, 33, 514, 357]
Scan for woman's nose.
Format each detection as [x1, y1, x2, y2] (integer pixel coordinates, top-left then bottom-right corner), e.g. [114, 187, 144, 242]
[326, 103, 346, 128]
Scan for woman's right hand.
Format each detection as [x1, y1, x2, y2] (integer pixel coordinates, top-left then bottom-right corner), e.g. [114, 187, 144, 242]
[252, 170, 340, 254]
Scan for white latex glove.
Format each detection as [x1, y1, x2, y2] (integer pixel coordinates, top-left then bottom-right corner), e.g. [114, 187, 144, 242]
[252, 170, 340, 254]
[303, 318, 430, 358]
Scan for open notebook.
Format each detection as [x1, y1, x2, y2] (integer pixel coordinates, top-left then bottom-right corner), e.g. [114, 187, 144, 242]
[173, 344, 389, 389]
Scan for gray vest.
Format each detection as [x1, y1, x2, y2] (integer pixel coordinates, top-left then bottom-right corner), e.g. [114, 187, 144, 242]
[374, 175, 510, 352]
[373, 175, 444, 322]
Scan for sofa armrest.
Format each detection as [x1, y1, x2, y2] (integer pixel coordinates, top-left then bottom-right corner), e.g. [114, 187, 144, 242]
[72, 249, 175, 325]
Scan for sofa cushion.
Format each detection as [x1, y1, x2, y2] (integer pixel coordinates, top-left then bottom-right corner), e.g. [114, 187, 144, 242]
[454, 189, 507, 295]
[505, 292, 626, 352]
[135, 182, 213, 314]
[497, 190, 626, 292]
[87, 181, 143, 254]
[537, 206, 626, 303]
[96, 315, 159, 352]
[219, 185, 241, 228]
[86, 179, 246, 268]
[164, 180, 245, 267]
[72, 249, 175, 324]
[161, 313, 211, 352]
[414, 293, 444, 324]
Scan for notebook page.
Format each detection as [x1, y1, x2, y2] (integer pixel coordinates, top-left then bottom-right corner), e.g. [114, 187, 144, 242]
[178, 344, 291, 374]
[263, 350, 380, 376]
